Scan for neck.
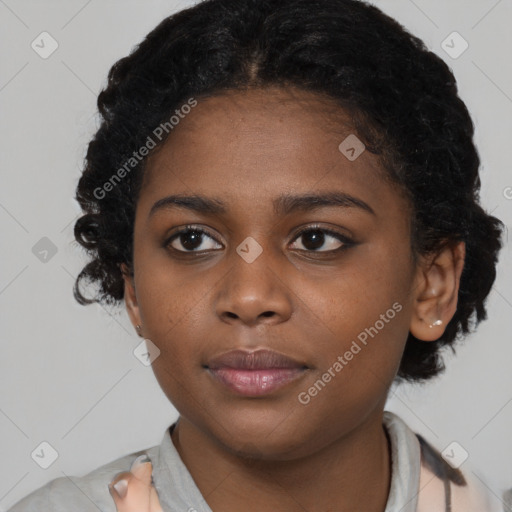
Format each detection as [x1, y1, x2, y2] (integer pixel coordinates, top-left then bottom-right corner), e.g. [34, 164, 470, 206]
[171, 411, 392, 512]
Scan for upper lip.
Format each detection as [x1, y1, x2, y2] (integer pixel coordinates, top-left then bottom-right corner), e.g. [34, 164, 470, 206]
[207, 349, 307, 370]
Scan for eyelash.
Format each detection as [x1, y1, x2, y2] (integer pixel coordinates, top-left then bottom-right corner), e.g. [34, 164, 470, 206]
[164, 224, 355, 255]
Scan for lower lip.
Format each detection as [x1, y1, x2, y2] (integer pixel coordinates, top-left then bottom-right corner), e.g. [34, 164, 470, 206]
[208, 368, 305, 396]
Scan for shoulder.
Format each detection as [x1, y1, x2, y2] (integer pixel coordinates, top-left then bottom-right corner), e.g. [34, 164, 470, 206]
[416, 434, 493, 512]
[7, 445, 160, 512]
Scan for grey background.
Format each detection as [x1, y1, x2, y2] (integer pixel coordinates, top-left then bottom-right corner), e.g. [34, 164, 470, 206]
[1, 0, 511, 510]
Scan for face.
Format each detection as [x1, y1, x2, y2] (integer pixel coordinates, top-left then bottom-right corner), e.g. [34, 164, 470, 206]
[123, 86, 429, 460]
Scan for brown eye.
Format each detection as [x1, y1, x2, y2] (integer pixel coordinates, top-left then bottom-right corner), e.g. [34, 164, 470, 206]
[167, 227, 222, 252]
[289, 227, 353, 253]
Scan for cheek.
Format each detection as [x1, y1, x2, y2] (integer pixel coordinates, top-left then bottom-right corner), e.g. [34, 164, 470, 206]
[305, 245, 411, 332]
[135, 255, 203, 335]
[299, 245, 413, 379]
[135, 272, 205, 406]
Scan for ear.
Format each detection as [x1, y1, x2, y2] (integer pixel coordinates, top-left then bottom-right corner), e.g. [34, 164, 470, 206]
[120, 263, 143, 335]
[409, 241, 465, 341]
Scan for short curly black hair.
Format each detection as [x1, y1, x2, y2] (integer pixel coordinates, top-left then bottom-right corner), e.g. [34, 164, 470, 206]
[73, 0, 504, 383]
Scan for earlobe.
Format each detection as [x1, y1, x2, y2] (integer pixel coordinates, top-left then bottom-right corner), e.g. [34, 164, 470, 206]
[409, 241, 465, 342]
[120, 263, 143, 335]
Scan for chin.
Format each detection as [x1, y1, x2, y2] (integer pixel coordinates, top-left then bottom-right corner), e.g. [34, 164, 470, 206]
[204, 414, 321, 462]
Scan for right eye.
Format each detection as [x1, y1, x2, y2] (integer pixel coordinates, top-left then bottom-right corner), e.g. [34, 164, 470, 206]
[165, 226, 223, 253]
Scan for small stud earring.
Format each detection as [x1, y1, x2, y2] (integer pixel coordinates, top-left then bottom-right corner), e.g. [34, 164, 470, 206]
[428, 319, 443, 328]
[136, 324, 143, 336]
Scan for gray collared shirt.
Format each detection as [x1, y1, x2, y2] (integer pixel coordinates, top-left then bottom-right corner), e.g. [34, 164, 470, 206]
[6, 411, 438, 512]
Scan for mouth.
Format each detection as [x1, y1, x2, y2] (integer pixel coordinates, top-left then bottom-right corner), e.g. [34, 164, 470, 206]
[206, 349, 308, 397]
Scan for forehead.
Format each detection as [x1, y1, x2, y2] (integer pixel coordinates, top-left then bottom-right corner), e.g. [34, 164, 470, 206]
[139, 86, 404, 219]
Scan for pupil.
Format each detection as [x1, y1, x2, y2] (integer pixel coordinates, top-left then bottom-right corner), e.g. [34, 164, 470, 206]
[182, 231, 202, 250]
[303, 230, 324, 250]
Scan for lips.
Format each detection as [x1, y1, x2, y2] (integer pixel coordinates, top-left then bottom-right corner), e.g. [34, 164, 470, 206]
[206, 349, 308, 396]
[208, 349, 305, 370]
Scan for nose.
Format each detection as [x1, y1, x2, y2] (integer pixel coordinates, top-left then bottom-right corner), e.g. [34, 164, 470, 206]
[214, 246, 293, 327]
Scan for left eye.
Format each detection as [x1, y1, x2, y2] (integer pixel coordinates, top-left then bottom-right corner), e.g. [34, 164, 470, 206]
[289, 228, 350, 252]
[167, 228, 222, 252]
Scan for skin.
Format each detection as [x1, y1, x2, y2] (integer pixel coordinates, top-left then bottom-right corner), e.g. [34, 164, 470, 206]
[111, 86, 465, 511]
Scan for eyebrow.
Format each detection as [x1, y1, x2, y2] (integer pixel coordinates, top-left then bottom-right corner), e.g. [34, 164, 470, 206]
[148, 191, 376, 218]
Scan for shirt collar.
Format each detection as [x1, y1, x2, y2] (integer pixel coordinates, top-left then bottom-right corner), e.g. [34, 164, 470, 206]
[152, 411, 421, 512]
[383, 410, 422, 512]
